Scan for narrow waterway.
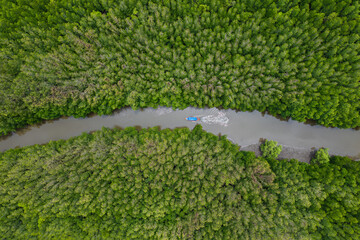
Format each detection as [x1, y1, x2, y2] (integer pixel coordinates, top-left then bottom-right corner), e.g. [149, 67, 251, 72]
[0, 107, 359, 159]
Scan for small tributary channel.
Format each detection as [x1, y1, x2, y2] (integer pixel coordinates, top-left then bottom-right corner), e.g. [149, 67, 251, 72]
[1, 107, 359, 161]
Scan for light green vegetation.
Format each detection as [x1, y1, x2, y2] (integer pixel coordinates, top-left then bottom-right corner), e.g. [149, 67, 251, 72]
[311, 147, 331, 165]
[260, 139, 283, 159]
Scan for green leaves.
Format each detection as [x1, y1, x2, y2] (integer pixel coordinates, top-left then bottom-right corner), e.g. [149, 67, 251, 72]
[2, 0, 360, 134]
[1, 127, 360, 238]
[311, 148, 330, 165]
[260, 139, 283, 159]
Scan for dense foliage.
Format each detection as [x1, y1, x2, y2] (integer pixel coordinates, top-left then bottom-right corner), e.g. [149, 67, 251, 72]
[260, 139, 282, 159]
[0, 126, 359, 239]
[311, 147, 330, 165]
[2, 0, 360, 135]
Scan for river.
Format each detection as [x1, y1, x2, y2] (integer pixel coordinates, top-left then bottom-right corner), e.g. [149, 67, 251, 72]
[0, 107, 359, 160]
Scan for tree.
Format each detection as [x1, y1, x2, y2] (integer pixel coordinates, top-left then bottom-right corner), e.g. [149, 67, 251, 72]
[260, 139, 282, 159]
[311, 148, 330, 165]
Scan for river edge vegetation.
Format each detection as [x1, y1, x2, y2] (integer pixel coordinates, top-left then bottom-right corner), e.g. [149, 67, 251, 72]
[0, 126, 359, 239]
[2, 0, 360, 135]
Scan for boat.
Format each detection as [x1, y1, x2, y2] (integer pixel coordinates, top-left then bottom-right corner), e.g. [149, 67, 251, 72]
[185, 117, 200, 122]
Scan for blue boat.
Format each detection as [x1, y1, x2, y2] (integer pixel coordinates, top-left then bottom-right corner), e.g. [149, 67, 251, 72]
[185, 117, 200, 122]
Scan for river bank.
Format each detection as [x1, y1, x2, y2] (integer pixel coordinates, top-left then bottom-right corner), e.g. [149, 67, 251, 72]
[240, 142, 360, 163]
[240, 143, 316, 163]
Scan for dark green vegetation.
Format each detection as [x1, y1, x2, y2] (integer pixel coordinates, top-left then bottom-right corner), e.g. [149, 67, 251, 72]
[2, 0, 360, 135]
[0, 126, 359, 239]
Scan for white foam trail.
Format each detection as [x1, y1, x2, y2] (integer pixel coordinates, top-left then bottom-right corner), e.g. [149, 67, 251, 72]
[209, 107, 220, 115]
[200, 112, 229, 126]
[155, 107, 173, 115]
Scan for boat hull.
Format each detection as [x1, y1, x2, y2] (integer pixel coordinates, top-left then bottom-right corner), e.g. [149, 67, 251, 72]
[185, 117, 199, 121]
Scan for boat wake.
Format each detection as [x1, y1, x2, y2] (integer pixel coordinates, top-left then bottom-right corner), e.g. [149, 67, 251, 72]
[155, 107, 173, 115]
[200, 111, 229, 126]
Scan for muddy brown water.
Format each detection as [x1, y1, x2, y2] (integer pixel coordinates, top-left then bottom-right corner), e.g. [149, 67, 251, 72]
[0, 107, 359, 160]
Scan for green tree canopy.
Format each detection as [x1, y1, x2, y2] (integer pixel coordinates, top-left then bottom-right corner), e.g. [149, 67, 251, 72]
[0, 127, 359, 239]
[1, 0, 360, 135]
[311, 147, 330, 165]
[260, 139, 283, 159]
